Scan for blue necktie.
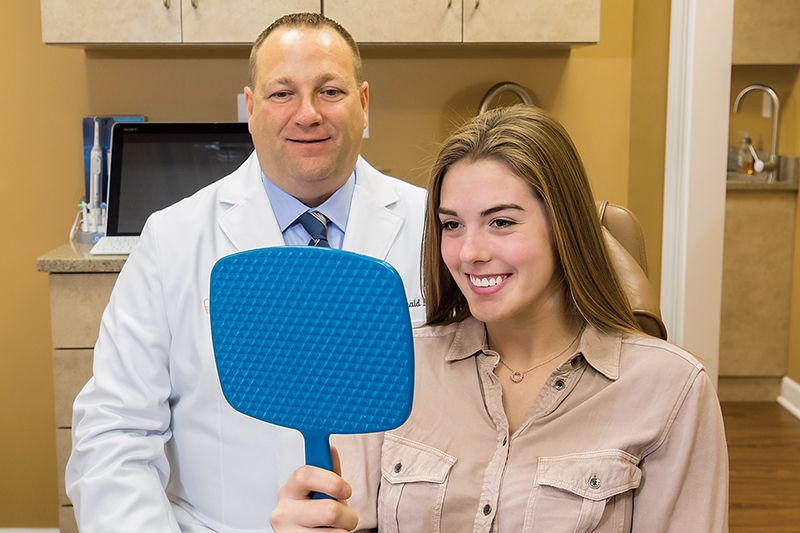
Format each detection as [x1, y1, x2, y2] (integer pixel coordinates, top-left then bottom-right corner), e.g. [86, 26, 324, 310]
[297, 210, 330, 248]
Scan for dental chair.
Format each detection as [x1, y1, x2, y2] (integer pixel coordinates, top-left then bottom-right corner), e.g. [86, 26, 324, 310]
[597, 201, 668, 340]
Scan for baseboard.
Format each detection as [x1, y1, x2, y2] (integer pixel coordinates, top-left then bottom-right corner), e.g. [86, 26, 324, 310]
[777, 376, 800, 420]
[717, 376, 782, 401]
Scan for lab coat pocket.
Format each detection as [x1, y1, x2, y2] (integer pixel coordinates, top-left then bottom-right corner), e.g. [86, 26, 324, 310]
[525, 449, 641, 533]
[378, 434, 456, 533]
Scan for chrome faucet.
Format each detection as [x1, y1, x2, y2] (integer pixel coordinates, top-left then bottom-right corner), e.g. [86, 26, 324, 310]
[478, 82, 534, 114]
[733, 84, 780, 180]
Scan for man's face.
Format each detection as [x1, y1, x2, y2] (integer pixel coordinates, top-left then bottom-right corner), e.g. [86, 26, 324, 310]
[244, 26, 368, 206]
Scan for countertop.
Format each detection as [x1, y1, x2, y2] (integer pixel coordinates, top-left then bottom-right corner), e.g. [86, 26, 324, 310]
[727, 172, 798, 191]
[36, 243, 126, 273]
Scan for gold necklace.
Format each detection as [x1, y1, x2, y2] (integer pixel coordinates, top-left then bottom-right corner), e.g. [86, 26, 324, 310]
[498, 327, 583, 384]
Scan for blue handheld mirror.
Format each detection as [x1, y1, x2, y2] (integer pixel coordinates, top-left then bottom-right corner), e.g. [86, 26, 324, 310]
[209, 247, 414, 493]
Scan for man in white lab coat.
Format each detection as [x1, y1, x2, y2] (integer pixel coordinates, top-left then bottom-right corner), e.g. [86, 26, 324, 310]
[66, 13, 426, 533]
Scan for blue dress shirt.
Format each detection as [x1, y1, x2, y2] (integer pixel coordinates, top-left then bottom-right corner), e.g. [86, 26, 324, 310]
[261, 170, 356, 250]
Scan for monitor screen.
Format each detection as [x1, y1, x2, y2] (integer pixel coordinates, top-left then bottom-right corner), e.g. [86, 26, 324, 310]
[107, 123, 254, 236]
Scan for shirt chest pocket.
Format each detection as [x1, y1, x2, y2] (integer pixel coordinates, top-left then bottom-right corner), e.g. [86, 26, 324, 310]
[525, 449, 642, 533]
[378, 434, 456, 533]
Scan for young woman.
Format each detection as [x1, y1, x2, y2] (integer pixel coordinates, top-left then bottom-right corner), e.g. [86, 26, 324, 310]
[270, 105, 728, 532]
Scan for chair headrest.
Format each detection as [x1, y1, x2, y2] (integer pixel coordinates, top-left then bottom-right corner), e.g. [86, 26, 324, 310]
[597, 201, 667, 340]
[597, 201, 649, 275]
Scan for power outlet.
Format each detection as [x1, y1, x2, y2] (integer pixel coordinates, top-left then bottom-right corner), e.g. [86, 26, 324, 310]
[237, 93, 247, 122]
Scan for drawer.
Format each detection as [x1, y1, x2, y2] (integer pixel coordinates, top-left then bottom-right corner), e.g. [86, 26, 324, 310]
[49, 273, 117, 348]
[56, 428, 72, 506]
[60, 504, 78, 533]
[53, 349, 93, 428]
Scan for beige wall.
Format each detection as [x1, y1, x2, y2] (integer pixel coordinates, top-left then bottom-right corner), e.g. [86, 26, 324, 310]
[728, 66, 800, 383]
[0, 1, 670, 526]
[628, 0, 671, 290]
[0, 3, 87, 527]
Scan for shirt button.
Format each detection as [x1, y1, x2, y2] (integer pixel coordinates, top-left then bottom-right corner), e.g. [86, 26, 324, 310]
[554, 378, 566, 390]
[483, 503, 492, 515]
[589, 475, 601, 489]
[393, 462, 402, 473]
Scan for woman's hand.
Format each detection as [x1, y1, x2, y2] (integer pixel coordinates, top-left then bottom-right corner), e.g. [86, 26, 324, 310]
[270, 446, 360, 532]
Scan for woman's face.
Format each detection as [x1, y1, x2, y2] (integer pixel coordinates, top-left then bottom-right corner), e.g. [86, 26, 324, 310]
[438, 158, 564, 327]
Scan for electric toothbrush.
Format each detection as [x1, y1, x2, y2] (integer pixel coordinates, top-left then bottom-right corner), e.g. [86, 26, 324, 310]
[89, 118, 103, 236]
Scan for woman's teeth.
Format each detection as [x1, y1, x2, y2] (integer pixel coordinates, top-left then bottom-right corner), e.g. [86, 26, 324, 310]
[470, 275, 507, 288]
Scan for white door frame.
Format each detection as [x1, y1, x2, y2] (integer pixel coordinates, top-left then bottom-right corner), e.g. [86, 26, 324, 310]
[661, 0, 734, 385]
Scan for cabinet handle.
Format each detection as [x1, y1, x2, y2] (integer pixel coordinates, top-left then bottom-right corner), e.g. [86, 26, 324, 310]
[191, 0, 199, 6]
[163, 0, 170, 8]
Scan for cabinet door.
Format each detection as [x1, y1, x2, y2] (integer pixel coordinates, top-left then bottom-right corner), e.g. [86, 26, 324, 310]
[41, 0, 181, 44]
[462, 0, 599, 44]
[324, 0, 461, 43]
[182, 0, 321, 44]
[49, 273, 117, 349]
[733, 0, 800, 64]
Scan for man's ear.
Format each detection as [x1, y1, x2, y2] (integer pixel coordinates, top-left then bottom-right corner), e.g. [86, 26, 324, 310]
[244, 86, 255, 119]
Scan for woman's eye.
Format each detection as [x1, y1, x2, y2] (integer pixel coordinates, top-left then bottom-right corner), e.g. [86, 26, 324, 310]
[490, 218, 515, 229]
[440, 220, 461, 231]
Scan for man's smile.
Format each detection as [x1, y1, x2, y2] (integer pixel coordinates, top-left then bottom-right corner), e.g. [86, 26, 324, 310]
[288, 137, 331, 144]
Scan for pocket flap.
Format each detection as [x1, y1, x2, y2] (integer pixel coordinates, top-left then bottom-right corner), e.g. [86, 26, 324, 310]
[381, 434, 456, 484]
[537, 449, 642, 501]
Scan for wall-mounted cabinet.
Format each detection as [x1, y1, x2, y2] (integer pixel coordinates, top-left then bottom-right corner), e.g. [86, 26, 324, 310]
[182, 0, 320, 43]
[40, 0, 320, 44]
[733, 0, 800, 64]
[324, 1, 463, 43]
[41, 0, 181, 43]
[462, 0, 599, 44]
[41, 0, 598, 45]
[326, 0, 598, 44]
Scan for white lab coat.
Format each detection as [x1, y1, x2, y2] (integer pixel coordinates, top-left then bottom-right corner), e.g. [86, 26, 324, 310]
[66, 152, 427, 533]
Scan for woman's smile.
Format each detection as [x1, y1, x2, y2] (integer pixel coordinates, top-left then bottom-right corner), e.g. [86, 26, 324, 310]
[467, 273, 511, 291]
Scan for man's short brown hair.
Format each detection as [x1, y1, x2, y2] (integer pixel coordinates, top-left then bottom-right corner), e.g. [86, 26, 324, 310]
[248, 12, 363, 87]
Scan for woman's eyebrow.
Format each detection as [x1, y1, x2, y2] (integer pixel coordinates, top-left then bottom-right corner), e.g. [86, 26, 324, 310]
[480, 204, 524, 217]
[437, 204, 524, 217]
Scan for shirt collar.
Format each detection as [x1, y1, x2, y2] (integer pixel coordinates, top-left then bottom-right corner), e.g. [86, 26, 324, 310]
[261, 169, 356, 234]
[444, 316, 487, 362]
[444, 316, 622, 381]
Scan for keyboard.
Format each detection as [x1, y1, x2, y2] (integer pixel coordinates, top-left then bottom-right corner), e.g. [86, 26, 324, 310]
[89, 236, 140, 256]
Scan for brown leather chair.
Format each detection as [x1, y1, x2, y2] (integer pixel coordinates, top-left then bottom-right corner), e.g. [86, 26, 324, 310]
[597, 201, 668, 340]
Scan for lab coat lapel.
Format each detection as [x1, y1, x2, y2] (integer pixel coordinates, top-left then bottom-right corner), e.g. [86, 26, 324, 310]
[217, 153, 284, 251]
[343, 160, 402, 260]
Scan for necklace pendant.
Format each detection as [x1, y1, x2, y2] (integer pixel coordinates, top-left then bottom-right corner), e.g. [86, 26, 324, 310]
[510, 371, 524, 383]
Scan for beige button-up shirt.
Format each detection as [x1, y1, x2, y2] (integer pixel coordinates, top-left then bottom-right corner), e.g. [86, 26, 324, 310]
[335, 317, 729, 533]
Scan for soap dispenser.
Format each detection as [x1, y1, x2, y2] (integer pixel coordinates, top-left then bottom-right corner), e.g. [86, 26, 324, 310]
[736, 132, 755, 176]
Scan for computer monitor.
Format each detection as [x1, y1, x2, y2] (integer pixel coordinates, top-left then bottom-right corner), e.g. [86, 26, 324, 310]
[106, 122, 254, 236]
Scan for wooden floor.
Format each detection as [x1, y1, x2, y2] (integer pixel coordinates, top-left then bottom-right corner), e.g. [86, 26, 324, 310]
[722, 402, 800, 532]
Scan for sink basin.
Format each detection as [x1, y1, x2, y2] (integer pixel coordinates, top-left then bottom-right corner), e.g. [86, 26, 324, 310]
[726, 170, 771, 182]
[727, 148, 799, 184]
